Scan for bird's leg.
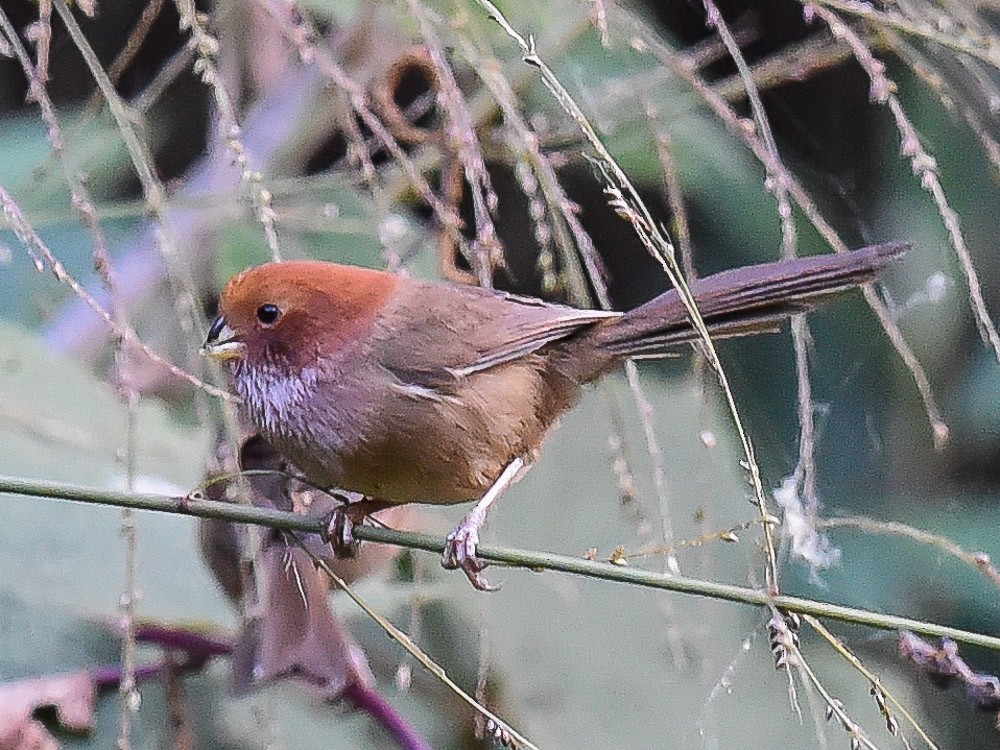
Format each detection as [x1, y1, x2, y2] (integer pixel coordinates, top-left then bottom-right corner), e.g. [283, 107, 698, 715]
[443, 456, 530, 591]
[326, 497, 391, 559]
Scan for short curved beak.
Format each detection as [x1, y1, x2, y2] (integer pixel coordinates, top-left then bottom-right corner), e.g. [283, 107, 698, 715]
[201, 314, 245, 361]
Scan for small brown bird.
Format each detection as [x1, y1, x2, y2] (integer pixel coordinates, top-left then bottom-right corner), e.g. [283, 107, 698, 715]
[203, 242, 906, 588]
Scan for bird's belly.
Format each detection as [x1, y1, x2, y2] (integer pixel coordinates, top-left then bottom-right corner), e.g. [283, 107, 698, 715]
[337, 440, 503, 505]
[334, 399, 531, 504]
[286, 361, 578, 505]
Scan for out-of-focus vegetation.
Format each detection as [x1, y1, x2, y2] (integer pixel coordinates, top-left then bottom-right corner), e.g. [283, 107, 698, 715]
[4, 0, 1000, 747]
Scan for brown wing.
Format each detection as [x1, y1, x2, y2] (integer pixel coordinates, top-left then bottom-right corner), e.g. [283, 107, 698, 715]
[367, 279, 619, 389]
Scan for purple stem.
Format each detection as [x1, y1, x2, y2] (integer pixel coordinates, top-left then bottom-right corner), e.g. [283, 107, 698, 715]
[133, 624, 233, 657]
[91, 662, 167, 691]
[90, 626, 231, 690]
[84, 624, 431, 750]
[343, 681, 433, 750]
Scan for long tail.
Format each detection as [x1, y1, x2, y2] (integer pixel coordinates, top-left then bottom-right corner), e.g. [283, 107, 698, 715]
[571, 241, 907, 380]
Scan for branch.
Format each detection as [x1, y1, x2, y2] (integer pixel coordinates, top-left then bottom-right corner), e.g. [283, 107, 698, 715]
[3, 474, 999, 652]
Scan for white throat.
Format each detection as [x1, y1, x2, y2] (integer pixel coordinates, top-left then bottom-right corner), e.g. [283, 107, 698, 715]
[235, 361, 319, 439]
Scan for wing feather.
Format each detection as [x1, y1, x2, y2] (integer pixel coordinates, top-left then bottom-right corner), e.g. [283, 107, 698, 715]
[367, 281, 618, 388]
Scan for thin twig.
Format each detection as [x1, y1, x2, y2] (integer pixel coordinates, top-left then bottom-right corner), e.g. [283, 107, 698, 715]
[0, 182, 232, 400]
[808, 4, 1000, 377]
[258, 0, 465, 249]
[297, 539, 539, 750]
[473, 0, 781, 595]
[820, 515, 1000, 590]
[806, 615, 938, 750]
[702, 0, 822, 520]
[52, 0, 209, 359]
[804, 0, 1000, 70]
[615, 4, 949, 449]
[780, 624, 880, 750]
[174, 0, 283, 261]
[407, 0, 501, 284]
[0, 24, 147, 736]
[886, 34, 1000, 183]
[4, 475, 1000, 652]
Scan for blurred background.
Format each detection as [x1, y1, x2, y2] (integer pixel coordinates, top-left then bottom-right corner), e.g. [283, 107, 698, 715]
[2, 0, 1000, 747]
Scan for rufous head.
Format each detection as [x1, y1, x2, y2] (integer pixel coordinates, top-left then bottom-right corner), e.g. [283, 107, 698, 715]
[202, 260, 399, 371]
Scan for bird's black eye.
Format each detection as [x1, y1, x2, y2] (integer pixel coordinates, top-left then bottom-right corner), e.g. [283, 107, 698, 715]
[256, 303, 281, 326]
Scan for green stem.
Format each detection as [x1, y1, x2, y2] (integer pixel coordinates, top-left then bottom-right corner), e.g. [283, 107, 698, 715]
[0, 474, 320, 533]
[3, 474, 998, 651]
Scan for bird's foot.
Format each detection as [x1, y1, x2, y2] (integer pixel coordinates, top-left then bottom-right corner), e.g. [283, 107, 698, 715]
[325, 499, 388, 559]
[442, 516, 499, 592]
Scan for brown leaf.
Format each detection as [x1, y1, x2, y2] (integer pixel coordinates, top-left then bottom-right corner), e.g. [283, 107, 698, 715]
[0, 672, 96, 750]
[233, 545, 373, 698]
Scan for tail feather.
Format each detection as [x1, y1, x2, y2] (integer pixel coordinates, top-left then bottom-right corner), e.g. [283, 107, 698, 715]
[573, 241, 907, 376]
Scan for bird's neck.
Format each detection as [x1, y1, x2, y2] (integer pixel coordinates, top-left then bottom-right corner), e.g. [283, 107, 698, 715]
[232, 358, 320, 440]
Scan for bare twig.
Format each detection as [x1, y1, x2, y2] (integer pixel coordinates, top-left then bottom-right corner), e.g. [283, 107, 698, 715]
[174, 0, 283, 261]
[474, 0, 782, 595]
[4, 475, 1000, 653]
[615, 5, 949, 449]
[808, 4, 1000, 383]
[820, 515, 1000, 590]
[0, 182, 232, 400]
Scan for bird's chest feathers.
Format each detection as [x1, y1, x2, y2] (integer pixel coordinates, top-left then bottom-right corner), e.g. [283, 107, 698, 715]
[236, 361, 321, 438]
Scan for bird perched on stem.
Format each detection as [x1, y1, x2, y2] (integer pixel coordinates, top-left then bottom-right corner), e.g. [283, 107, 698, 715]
[203, 242, 907, 589]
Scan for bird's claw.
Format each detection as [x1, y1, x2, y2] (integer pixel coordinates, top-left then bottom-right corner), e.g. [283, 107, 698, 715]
[442, 522, 499, 591]
[325, 505, 361, 559]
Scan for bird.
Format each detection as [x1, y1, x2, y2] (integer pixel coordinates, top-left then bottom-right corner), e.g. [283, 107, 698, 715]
[202, 241, 907, 589]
